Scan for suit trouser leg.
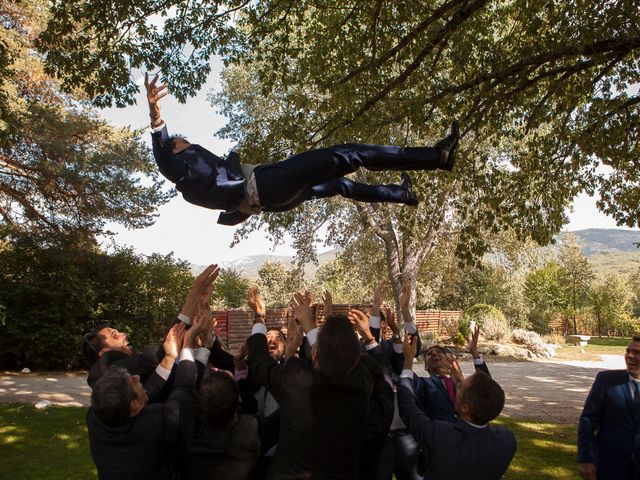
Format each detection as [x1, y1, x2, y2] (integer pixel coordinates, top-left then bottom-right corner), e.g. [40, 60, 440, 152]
[310, 178, 413, 204]
[256, 143, 439, 209]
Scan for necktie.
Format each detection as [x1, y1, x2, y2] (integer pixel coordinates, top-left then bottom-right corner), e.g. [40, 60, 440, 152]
[439, 375, 455, 403]
[634, 381, 640, 405]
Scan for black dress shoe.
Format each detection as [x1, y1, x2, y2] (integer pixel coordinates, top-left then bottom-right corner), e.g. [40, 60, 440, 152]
[434, 121, 459, 171]
[401, 172, 419, 206]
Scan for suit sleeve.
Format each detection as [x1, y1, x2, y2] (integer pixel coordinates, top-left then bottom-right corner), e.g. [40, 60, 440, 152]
[247, 333, 286, 402]
[397, 376, 436, 455]
[577, 372, 605, 463]
[208, 337, 236, 372]
[162, 356, 198, 446]
[151, 125, 186, 182]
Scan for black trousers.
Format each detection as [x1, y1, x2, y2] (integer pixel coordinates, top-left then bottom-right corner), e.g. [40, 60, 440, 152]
[376, 431, 424, 480]
[255, 143, 443, 211]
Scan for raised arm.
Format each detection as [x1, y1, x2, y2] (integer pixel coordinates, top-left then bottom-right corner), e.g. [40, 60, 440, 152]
[145, 72, 168, 129]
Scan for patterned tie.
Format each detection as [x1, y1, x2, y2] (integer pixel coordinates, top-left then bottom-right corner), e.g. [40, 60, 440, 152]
[439, 375, 456, 403]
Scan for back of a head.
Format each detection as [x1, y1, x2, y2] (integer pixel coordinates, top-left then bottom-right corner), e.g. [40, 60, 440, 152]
[317, 314, 361, 378]
[197, 370, 239, 427]
[463, 371, 505, 425]
[91, 367, 133, 428]
[83, 324, 110, 364]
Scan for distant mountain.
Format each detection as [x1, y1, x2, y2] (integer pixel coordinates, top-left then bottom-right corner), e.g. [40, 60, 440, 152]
[565, 228, 640, 255]
[192, 249, 339, 278]
[191, 229, 640, 278]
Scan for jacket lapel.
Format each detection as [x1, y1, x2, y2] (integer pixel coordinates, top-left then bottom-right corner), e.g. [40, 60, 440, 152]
[429, 376, 453, 404]
[623, 380, 640, 424]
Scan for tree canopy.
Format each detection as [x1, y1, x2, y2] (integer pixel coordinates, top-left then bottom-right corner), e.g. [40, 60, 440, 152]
[36, 0, 640, 316]
[0, 1, 171, 238]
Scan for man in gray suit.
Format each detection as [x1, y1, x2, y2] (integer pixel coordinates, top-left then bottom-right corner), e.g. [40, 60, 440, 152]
[397, 334, 516, 480]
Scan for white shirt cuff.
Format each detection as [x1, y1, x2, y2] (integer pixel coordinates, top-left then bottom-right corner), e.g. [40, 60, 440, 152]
[473, 355, 484, 365]
[150, 121, 166, 132]
[252, 323, 267, 336]
[306, 328, 319, 346]
[365, 341, 379, 351]
[155, 364, 171, 381]
[404, 322, 417, 335]
[369, 315, 381, 329]
[393, 343, 404, 354]
[180, 348, 195, 362]
[195, 347, 211, 364]
[177, 313, 190, 325]
[400, 369, 413, 379]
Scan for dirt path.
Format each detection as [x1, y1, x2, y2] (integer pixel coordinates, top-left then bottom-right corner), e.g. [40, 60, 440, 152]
[1, 355, 625, 423]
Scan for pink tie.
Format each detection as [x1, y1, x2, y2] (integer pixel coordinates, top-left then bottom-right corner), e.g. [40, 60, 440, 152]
[440, 375, 455, 403]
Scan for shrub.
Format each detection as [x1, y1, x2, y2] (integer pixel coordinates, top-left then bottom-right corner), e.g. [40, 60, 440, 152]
[614, 314, 640, 336]
[462, 304, 510, 342]
[512, 328, 550, 356]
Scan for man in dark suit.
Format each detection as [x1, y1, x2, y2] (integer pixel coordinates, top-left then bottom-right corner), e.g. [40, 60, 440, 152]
[145, 74, 459, 226]
[83, 264, 220, 401]
[246, 292, 373, 479]
[87, 321, 199, 480]
[578, 335, 640, 480]
[409, 325, 490, 423]
[397, 334, 516, 480]
[178, 368, 261, 480]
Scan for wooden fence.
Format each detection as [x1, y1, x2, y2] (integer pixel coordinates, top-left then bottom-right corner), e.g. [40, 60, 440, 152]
[213, 305, 463, 354]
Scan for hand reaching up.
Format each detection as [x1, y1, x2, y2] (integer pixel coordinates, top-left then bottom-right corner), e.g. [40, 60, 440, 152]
[348, 309, 374, 343]
[290, 292, 316, 333]
[322, 290, 333, 317]
[284, 313, 304, 360]
[248, 287, 266, 316]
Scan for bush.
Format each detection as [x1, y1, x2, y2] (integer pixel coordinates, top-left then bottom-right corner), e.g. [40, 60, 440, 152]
[614, 314, 640, 336]
[512, 328, 551, 356]
[462, 304, 511, 342]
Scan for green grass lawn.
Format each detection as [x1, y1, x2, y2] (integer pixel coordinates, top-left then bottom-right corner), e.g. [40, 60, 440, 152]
[552, 336, 630, 362]
[0, 404, 95, 480]
[0, 404, 582, 479]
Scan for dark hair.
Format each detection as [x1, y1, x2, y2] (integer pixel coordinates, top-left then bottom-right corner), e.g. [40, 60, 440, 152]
[82, 324, 111, 363]
[316, 314, 361, 378]
[91, 367, 134, 427]
[462, 371, 505, 425]
[632, 336, 640, 343]
[197, 370, 239, 426]
[267, 327, 287, 342]
[169, 133, 188, 141]
[423, 345, 447, 358]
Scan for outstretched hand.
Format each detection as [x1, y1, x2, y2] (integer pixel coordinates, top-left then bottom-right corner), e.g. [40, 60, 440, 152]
[144, 73, 168, 126]
[322, 290, 333, 317]
[163, 322, 186, 360]
[180, 264, 219, 322]
[399, 279, 412, 322]
[248, 287, 266, 315]
[468, 324, 481, 359]
[290, 292, 315, 333]
[442, 351, 463, 387]
[284, 313, 304, 360]
[348, 309, 374, 343]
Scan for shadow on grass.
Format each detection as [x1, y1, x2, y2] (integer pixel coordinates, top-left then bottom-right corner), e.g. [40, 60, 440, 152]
[0, 404, 95, 480]
[496, 417, 579, 480]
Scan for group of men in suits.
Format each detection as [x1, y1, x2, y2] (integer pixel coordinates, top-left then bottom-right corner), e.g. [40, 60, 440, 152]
[84, 268, 519, 480]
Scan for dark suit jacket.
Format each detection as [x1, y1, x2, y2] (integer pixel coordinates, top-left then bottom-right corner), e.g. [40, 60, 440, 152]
[247, 333, 373, 480]
[87, 357, 197, 480]
[87, 346, 170, 402]
[397, 377, 516, 480]
[412, 361, 491, 422]
[178, 407, 261, 480]
[578, 369, 640, 480]
[151, 125, 249, 225]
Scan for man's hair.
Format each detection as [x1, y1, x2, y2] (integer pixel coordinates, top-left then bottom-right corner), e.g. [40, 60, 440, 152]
[91, 366, 134, 427]
[169, 133, 188, 141]
[267, 327, 287, 342]
[197, 370, 239, 426]
[82, 324, 111, 363]
[632, 335, 640, 343]
[462, 371, 505, 425]
[316, 314, 361, 378]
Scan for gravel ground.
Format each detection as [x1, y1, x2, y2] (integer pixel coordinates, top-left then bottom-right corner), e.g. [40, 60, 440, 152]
[1, 355, 625, 424]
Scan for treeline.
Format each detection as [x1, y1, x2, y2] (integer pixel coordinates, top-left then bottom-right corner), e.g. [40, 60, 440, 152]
[0, 233, 193, 370]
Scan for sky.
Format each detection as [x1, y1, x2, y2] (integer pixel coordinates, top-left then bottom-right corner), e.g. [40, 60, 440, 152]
[98, 63, 637, 266]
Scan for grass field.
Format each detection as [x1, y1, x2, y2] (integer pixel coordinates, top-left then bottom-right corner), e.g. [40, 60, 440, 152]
[0, 404, 582, 480]
[551, 335, 630, 362]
